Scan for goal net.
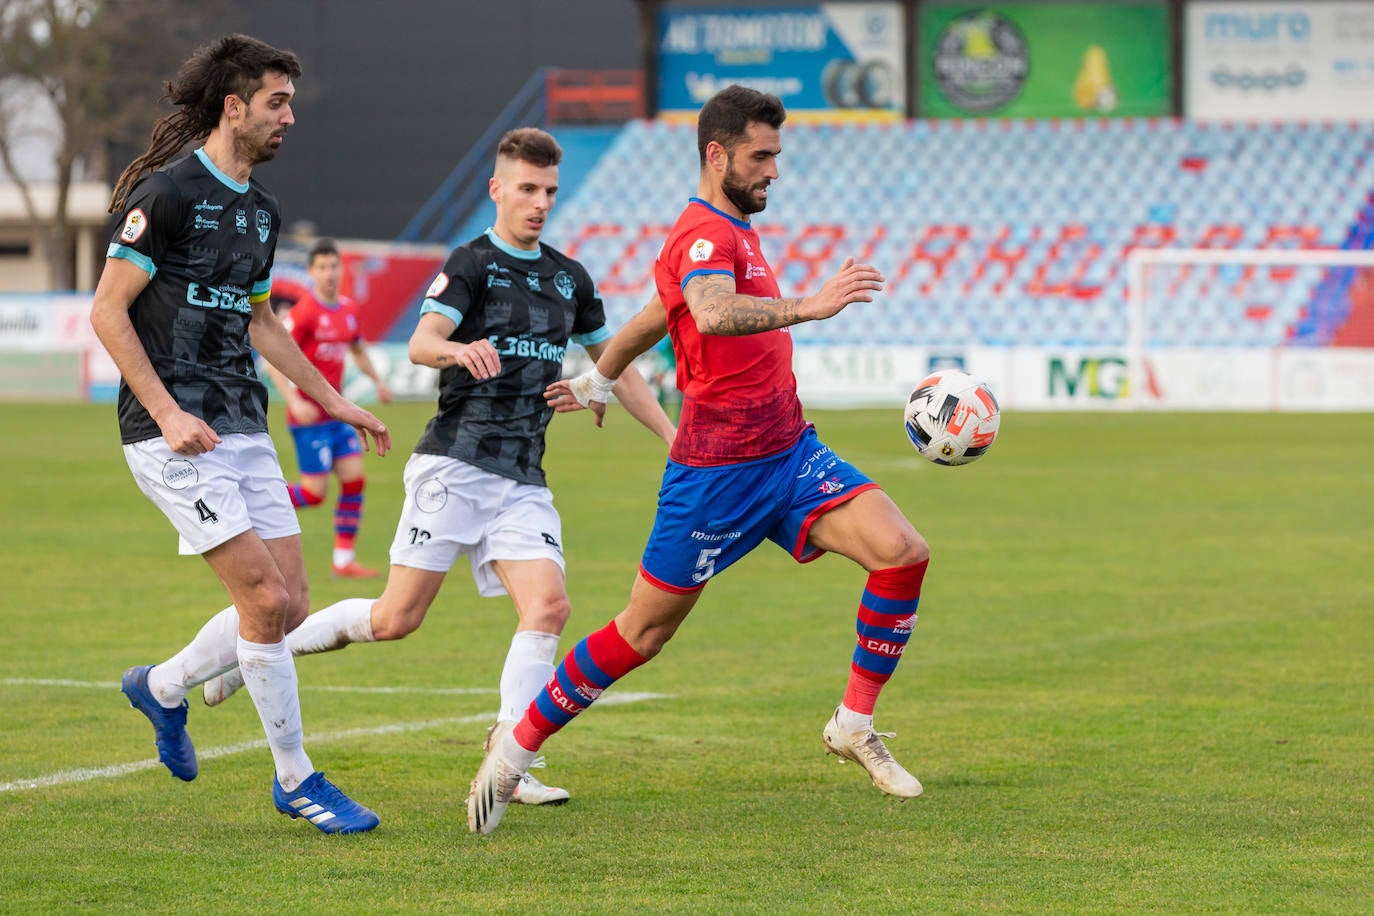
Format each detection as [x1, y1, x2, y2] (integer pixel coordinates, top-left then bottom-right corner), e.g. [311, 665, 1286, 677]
[1124, 248, 1374, 409]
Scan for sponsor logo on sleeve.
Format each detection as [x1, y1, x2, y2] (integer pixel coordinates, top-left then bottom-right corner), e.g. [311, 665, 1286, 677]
[120, 209, 148, 244]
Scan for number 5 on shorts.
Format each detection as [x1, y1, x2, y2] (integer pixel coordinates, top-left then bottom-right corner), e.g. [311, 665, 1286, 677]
[691, 547, 721, 584]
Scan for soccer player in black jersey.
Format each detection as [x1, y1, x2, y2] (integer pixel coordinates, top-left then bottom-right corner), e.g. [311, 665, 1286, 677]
[200, 127, 675, 809]
[91, 34, 390, 834]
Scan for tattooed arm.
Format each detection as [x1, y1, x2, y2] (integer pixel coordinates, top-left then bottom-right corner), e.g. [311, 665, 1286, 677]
[685, 257, 885, 336]
[408, 312, 501, 379]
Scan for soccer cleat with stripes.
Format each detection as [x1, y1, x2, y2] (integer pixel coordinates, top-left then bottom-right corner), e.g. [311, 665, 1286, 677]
[468, 721, 535, 834]
[510, 756, 570, 806]
[273, 771, 380, 834]
[202, 667, 245, 707]
[822, 707, 923, 798]
[121, 664, 197, 781]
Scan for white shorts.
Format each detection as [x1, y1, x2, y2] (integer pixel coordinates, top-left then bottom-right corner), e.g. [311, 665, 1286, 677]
[123, 433, 300, 556]
[390, 453, 564, 596]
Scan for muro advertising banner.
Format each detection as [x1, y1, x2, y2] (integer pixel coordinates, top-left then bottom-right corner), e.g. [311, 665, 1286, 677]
[919, 2, 1172, 118]
[658, 4, 905, 118]
[1186, 2, 1374, 119]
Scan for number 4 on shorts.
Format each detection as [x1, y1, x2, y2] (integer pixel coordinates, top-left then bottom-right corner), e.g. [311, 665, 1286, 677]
[195, 498, 219, 524]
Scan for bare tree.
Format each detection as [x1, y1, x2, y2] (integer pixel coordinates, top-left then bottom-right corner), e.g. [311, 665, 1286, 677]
[0, 0, 215, 289]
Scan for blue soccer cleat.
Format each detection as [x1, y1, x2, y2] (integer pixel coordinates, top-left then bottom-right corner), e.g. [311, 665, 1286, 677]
[121, 664, 197, 781]
[273, 771, 380, 834]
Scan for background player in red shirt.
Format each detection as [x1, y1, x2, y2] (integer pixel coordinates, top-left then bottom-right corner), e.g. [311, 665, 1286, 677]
[265, 238, 393, 578]
[471, 85, 932, 835]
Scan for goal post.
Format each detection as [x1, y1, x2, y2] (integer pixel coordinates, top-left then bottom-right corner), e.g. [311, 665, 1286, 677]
[1125, 247, 1374, 408]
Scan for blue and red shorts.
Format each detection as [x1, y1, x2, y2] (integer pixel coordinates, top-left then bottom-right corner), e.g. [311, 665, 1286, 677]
[288, 419, 362, 475]
[640, 426, 878, 593]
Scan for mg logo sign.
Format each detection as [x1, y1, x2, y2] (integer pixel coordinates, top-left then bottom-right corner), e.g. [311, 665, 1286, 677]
[1048, 357, 1130, 399]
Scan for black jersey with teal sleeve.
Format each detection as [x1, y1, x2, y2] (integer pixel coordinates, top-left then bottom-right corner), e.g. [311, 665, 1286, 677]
[411, 229, 611, 486]
[106, 149, 280, 444]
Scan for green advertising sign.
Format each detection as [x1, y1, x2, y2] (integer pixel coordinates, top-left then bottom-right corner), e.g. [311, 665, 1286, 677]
[920, 2, 1172, 118]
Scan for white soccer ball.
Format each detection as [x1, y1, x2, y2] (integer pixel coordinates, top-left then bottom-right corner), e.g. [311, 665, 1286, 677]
[903, 369, 1000, 466]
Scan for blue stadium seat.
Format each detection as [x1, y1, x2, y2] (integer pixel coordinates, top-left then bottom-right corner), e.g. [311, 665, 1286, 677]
[555, 118, 1374, 348]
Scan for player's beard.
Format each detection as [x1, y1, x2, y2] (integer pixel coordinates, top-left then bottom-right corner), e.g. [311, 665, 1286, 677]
[721, 159, 768, 215]
[237, 124, 285, 165]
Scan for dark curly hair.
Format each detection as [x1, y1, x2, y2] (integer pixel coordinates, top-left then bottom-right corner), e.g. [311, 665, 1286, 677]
[109, 34, 301, 212]
[696, 84, 786, 167]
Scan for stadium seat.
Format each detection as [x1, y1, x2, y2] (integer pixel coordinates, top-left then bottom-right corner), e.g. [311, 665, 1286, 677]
[564, 118, 1374, 346]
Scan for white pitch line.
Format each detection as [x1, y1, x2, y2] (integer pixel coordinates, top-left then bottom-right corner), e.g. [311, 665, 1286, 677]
[1, 678, 497, 696]
[0, 691, 668, 794]
[0, 715, 487, 793]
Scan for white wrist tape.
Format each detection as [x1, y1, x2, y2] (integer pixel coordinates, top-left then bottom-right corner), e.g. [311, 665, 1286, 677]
[586, 368, 616, 403]
[569, 368, 617, 407]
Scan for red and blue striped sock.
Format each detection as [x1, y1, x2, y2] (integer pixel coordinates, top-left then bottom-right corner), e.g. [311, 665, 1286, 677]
[515, 620, 647, 752]
[287, 482, 324, 509]
[334, 478, 364, 551]
[844, 560, 928, 715]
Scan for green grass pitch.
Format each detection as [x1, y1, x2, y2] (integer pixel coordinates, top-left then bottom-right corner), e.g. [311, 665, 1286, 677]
[1, 401, 1371, 912]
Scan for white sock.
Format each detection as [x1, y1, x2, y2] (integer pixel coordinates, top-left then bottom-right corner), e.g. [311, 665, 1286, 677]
[499, 631, 560, 722]
[147, 606, 241, 707]
[286, 598, 377, 656]
[836, 703, 875, 735]
[237, 636, 314, 791]
[332, 548, 355, 568]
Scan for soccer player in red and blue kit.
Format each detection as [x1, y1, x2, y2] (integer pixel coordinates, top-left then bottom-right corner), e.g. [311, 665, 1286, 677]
[470, 85, 933, 834]
[264, 238, 392, 578]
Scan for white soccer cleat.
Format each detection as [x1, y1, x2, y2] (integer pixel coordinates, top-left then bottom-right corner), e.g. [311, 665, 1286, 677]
[822, 707, 923, 798]
[468, 721, 536, 834]
[203, 667, 245, 707]
[510, 757, 570, 806]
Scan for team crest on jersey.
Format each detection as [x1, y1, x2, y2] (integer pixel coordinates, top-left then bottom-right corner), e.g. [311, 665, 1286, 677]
[256, 210, 272, 243]
[120, 208, 148, 244]
[689, 238, 714, 262]
[554, 270, 575, 300]
[425, 273, 449, 299]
